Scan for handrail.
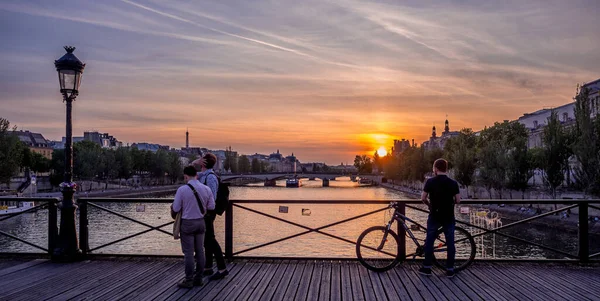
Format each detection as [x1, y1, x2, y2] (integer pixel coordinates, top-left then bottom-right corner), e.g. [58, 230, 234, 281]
[1, 197, 599, 262]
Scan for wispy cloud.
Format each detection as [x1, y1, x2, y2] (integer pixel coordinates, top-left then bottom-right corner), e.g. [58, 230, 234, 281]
[0, 0, 599, 163]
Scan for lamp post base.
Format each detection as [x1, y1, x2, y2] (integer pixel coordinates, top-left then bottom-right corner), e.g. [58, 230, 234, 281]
[52, 183, 82, 262]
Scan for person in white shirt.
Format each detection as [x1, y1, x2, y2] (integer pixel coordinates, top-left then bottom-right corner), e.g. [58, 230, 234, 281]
[172, 166, 215, 288]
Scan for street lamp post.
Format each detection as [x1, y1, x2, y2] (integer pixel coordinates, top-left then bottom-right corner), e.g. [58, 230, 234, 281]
[54, 46, 85, 261]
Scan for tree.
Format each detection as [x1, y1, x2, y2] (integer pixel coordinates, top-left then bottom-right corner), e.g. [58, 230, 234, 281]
[167, 151, 183, 184]
[0, 118, 24, 185]
[504, 122, 531, 198]
[445, 128, 478, 197]
[50, 149, 65, 187]
[115, 147, 132, 183]
[354, 155, 373, 173]
[151, 149, 169, 184]
[477, 122, 510, 198]
[29, 152, 51, 173]
[130, 147, 145, 175]
[99, 149, 117, 189]
[251, 158, 261, 173]
[237, 155, 251, 173]
[74, 140, 102, 181]
[571, 85, 600, 196]
[542, 110, 570, 199]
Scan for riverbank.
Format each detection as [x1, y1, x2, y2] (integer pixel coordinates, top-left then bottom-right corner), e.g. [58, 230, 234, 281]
[2, 185, 180, 199]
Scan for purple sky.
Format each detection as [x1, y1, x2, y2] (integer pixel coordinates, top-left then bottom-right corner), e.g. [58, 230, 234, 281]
[1, 0, 599, 164]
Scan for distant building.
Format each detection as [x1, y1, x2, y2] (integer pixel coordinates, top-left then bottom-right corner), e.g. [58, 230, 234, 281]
[422, 118, 460, 150]
[392, 139, 411, 155]
[517, 78, 600, 148]
[14, 130, 53, 159]
[83, 131, 122, 149]
[132, 143, 169, 152]
[267, 150, 300, 172]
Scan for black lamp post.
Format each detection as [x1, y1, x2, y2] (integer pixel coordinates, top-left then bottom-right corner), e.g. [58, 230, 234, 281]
[54, 46, 85, 260]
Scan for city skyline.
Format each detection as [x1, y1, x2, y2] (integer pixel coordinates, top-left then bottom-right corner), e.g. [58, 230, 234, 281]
[1, 0, 599, 163]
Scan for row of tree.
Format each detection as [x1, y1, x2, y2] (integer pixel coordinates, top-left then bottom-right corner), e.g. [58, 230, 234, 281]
[357, 86, 600, 198]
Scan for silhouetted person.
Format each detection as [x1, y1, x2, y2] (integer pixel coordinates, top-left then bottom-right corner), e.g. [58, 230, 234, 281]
[418, 159, 460, 278]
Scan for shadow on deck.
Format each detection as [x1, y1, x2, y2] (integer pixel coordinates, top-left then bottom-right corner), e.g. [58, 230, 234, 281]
[0, 258, 599, 300]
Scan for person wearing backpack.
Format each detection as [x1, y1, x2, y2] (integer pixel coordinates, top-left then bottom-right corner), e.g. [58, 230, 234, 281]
[193, 153, 229, 280]
[171, 166, 215, 288]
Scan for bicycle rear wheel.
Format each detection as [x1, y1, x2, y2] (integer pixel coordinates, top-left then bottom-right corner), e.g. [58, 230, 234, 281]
[356, 226, 401, 272]
[432, 226, 475, 271]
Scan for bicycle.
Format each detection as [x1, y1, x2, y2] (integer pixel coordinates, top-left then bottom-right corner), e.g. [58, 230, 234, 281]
[356, 202, 476, 272]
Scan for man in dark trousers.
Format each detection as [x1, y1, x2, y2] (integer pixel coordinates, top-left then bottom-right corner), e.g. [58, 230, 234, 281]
[193, 153, 229, 280]
[172, 166, 215, 288]
[418, 158, 461, 278]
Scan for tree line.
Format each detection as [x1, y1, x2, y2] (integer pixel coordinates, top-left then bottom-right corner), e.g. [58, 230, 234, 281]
[355, 86, 600, 198]
[0, 119, 184, 188]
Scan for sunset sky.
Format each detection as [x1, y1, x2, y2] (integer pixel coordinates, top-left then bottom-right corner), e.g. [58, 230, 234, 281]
[1, 0, 599, 164]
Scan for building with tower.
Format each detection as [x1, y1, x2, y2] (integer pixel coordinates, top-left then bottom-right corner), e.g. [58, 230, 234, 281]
[421, 117, 460, 150]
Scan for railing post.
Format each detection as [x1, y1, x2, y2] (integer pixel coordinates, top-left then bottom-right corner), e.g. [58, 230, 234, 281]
[79, 199, 89, 256]
[225, 200, 233, 260]
[48, 199, 58, 256]
[397, 202, 406, 260]
[578, 201, 589, 263]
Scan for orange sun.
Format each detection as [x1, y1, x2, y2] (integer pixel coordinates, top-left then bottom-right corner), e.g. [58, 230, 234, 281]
[377, 146, 387, 157]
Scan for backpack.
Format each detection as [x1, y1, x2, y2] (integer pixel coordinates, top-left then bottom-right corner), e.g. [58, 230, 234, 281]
[203, 171, 230, 215]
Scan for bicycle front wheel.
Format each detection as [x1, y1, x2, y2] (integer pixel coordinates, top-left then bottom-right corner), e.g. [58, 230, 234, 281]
[356, 226, 402, 272]
[432, 226, 476, 271]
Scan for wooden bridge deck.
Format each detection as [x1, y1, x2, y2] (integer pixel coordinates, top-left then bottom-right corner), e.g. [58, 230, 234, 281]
[0, 258, 599, 301]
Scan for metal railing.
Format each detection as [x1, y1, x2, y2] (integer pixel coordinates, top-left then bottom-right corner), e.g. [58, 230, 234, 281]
[0, 198, 58, 255]
[1, 197, 599, 262]
[225, 199, 600, 262]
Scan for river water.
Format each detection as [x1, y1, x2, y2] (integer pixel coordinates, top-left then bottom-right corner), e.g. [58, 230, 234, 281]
[1, 177, 598, 259]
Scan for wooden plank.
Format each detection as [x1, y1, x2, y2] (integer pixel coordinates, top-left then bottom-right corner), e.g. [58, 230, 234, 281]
[317, 261, 332, 301]
[89, 261, 173, 301]
[105, 261, 181, 300]
[75, 261, 162, 301]
[0, 261, 95, 298]
[282, 261, 306, 300]
[361, 265, 386, 301]
[511, 264, 598, 300]
[269, 261, 298, 301]
[393, 265, 437, 300]
[184, 262, 243, 301]
[75, 261, 166, 301]
[340, 261, 354, 301]
[403, 264, 447, 301]
[216, 262, 264, 301]
[294, 261, 314, 301]
[246, 261, 282, 301]
[0, 259, 47, 277]
[451, 265, 504, 301]
[45, 261, 140, 301]
[126, 261, 185, 301]
[257, 260, 292, 301]
[408, 264, 458, 301]
[235, 261, 277, 301]
[329, 261, 341, 301]
[306, 261, 324, 301]
[491, 263, 565, 301]
[380, 268, 412, 301]
[478, 265, 539, 300]
[11, 261, 119, 301]
[434, 267, 480, 301]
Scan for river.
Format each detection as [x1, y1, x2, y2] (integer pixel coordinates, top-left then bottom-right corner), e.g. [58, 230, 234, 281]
[1, 177, 597, 259]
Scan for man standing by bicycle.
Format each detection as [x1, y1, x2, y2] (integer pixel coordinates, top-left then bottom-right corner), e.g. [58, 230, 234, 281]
[419, 158, 461, 278]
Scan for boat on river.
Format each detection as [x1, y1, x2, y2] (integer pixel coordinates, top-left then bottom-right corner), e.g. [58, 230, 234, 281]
[286, 178, 301, 188]
[0, 201, 35, 216]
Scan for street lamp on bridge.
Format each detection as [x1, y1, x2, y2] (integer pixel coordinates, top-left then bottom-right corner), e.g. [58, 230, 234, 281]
[54, 46, 85, 260]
